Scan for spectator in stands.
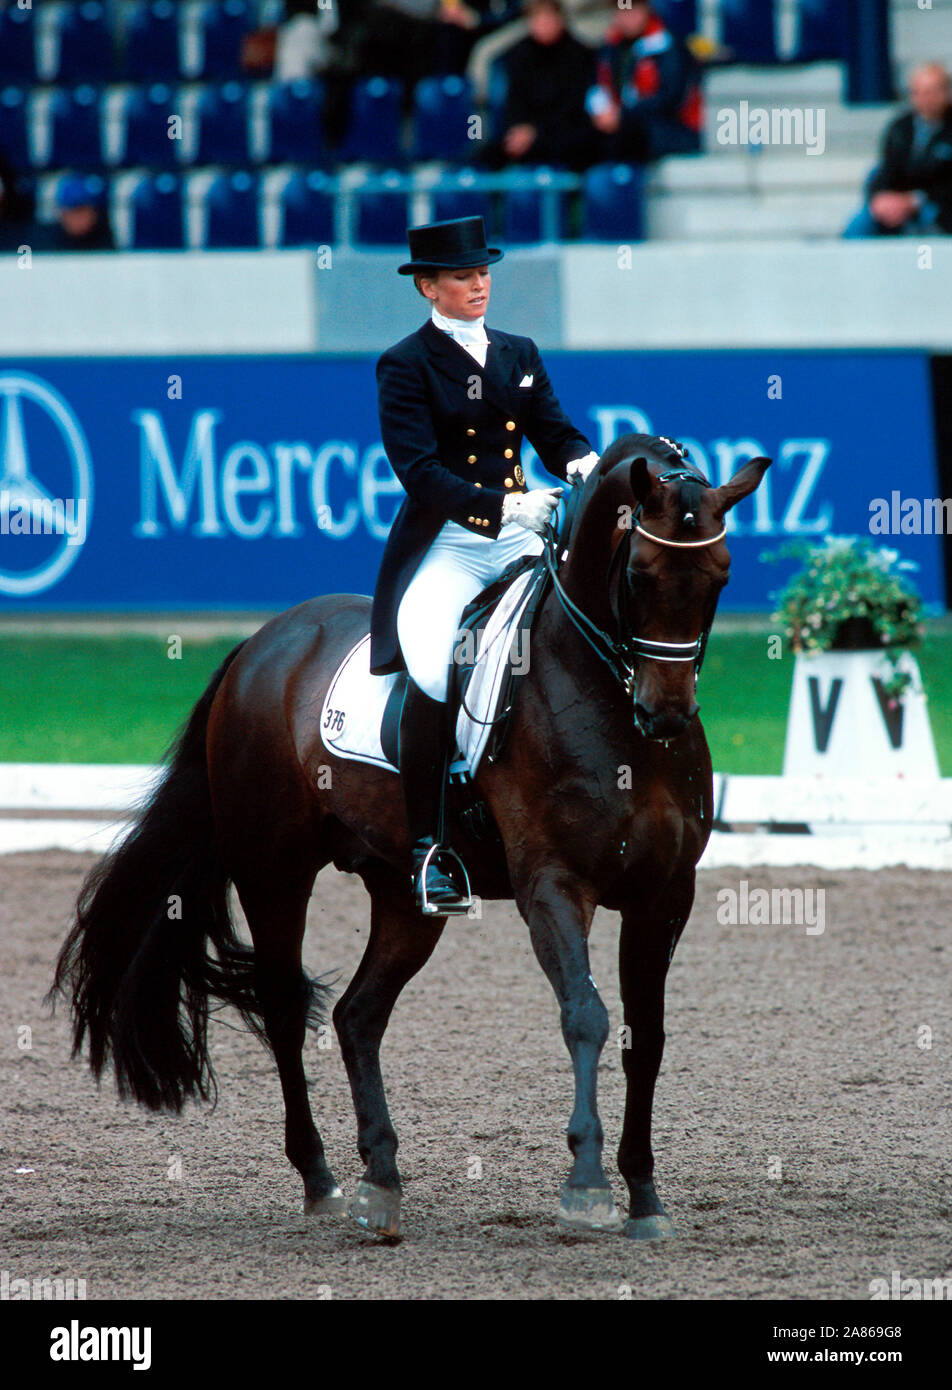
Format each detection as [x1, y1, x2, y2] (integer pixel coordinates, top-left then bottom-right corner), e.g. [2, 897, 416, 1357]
[586, 0, 702, 163]
[843, 62, 952, 237]
[0, 148, 32, 221]
[478, 0, 597, 171]
[431, 0, 524, 75]
[357, 0, 519, 87]
[46, 176, 115, 252]
[0, 172, 41, 255]
[274, 0, 341, 81]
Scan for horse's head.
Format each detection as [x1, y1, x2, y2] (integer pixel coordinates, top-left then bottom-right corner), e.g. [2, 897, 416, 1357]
[563, 433, 770, 742]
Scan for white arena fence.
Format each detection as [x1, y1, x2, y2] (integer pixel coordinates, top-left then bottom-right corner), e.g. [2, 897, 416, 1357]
[3, 765, 952, 869]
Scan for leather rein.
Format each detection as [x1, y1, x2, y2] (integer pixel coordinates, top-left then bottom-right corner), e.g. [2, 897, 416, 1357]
[540, 464, 725, 700]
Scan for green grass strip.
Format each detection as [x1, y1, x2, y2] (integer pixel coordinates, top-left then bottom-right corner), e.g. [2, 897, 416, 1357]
[0, 629, 948, 773]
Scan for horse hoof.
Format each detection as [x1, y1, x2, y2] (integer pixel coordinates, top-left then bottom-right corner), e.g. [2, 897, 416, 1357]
[556, 1186, 624, 1234]
[624, 1213, 677, 1241]
[304, 1186, 346, 1217]
[348, 1180, 402, 1241]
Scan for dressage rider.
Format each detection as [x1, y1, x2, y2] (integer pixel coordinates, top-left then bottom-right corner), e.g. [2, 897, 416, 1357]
[370, 215, 599, 914]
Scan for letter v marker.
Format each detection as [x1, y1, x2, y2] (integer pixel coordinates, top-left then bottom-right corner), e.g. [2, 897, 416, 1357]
[808, 675, 842, 753]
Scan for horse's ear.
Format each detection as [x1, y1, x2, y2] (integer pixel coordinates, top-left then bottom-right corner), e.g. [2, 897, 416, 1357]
[629, 456, 652, 503]
[711, 456, 771, 515]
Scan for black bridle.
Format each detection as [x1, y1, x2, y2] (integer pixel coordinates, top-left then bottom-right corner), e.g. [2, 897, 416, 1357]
[540, 463, 724, 701]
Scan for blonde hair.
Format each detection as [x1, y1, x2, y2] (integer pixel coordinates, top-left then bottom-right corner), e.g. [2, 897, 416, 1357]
[413, 271, 441, 299]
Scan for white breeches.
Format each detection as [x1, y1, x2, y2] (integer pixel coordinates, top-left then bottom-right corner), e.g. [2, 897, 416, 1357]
[397, 517, 544, 702]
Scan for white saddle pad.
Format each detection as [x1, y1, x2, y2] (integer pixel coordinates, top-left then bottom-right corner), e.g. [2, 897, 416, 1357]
[319, 569, 537, 775]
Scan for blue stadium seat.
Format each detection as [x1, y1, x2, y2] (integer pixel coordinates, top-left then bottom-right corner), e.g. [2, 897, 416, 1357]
[204, 169, 259, 247]
[503, 171, 570, 244]
[410, 75, 475, 162]
[795, 0, 848, 61]
[129, 171, 185, 249]
[279, 170, 335, 246]
[122, 0, 180, 82]
[430, 175, 493, 228]
[47, 86, 103, 170]
[721, 0, 777, 63]
[193, 82, 249, 166]
[355, 176, 409, 245]
[342, 77, 404, 164]
[267, 80, 325, 164]
[197, 0, 253, 80]
[54, 1, 114, 83]
[0, 6, 36, 84]
[582, 163, 644, 241]
[654, 0, 698, 38]
[120, 85, 177, 168]
[0, 87, 29, 170]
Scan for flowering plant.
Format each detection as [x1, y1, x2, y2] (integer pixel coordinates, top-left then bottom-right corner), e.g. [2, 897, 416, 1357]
[764, 537, 924, 698]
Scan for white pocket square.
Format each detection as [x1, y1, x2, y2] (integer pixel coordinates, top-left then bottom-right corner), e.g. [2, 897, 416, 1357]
[519, 374, 534, 388]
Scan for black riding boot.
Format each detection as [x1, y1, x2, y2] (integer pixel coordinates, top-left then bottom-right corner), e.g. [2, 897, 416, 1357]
[398, 680, 472, 914]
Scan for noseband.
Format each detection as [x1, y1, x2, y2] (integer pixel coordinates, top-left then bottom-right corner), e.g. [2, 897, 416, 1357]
[542, 462, 725, 699]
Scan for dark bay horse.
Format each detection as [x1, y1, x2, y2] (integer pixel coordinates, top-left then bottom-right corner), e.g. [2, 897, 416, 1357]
[51, 434, 770, 1241]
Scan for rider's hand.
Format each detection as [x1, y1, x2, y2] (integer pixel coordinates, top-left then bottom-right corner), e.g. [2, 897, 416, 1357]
[566, 451, 599, 483]
[502, 486, 563, 535]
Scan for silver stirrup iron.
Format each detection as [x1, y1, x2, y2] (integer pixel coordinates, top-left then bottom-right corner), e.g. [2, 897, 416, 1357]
[418, 842, 474, 916]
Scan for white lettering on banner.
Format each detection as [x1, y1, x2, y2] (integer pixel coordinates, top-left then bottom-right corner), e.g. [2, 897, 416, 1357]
[778, 439, 832, 533]
[586, 409, 831, 537]
[310, 442, 359, 538]
[133, 409, 223, 537]
[272, 443, 311, 535]
[130, 406, 833, 542]
[221, 442, 274, 539]
[588, 405, 654, 446]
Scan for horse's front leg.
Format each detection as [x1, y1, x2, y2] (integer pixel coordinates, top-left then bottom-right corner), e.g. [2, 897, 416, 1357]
[520, 869, 622, 1233]
[617, 872, 695, 1240]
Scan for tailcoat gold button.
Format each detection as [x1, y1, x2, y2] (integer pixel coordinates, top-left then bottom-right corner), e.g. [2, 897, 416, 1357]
[505, 420, 516, 431]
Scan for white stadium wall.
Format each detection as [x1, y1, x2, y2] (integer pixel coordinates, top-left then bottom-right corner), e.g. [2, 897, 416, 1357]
[0, 242, 950, 355]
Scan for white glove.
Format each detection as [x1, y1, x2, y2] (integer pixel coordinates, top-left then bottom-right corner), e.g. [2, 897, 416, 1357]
[502, 486, 563, 534]
[566, 451, 599, 482]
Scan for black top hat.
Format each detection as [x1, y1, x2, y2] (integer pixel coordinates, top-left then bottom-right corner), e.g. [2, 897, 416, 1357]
[397, 216, 503, 275]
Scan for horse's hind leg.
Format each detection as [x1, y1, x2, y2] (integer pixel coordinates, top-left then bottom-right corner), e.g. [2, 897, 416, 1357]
[234, 863, 344, 1216]
[333, 861, 445, 1241]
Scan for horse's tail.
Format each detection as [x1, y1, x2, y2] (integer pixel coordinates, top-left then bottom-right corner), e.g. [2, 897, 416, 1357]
[49, 641, 284, 1112]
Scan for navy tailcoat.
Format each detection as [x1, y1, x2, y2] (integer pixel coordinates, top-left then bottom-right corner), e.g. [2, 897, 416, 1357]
[369, 317, 592, 675]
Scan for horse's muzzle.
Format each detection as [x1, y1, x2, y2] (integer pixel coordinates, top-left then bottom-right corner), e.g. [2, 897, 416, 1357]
[633, 702, 699, 741]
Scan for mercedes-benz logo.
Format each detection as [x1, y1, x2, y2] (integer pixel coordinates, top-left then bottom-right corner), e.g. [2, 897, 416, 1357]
[0, 373, 93, 597]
